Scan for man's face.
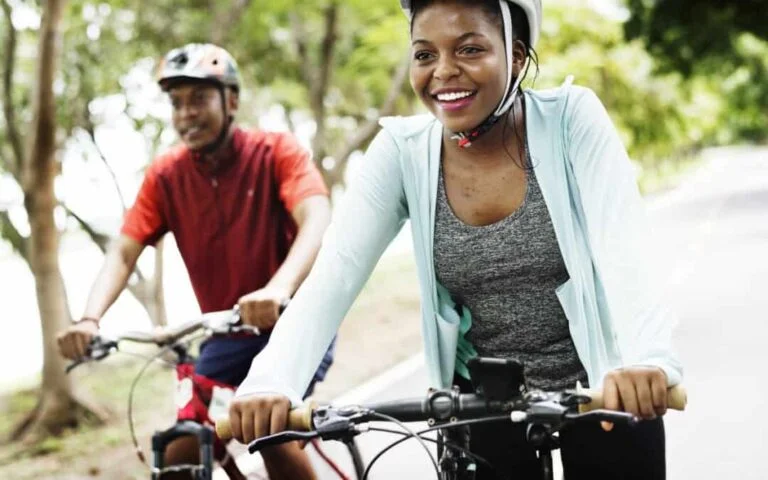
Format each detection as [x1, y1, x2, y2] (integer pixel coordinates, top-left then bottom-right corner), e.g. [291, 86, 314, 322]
[168, 83, 228, 150]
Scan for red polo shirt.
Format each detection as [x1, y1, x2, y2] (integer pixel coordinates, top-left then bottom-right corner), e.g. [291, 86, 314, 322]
[121, 127, 328, 313]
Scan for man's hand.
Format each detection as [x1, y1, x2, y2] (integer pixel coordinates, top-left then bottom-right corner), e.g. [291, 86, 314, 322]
[228, 393, 292, 444]
[601, 366, 668, 431]
[237, 287, 290, 331]
[57, 319, 99, 360]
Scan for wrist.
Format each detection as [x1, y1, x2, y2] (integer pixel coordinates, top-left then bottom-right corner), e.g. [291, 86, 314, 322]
[265, 281, 295, 301]
[75, 317, 100, 327]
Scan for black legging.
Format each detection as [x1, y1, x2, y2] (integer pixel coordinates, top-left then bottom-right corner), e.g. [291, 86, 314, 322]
[453, 375, 666, 480]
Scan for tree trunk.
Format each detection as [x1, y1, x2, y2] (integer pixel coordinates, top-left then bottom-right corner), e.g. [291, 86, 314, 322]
[12, 0, 109, 444]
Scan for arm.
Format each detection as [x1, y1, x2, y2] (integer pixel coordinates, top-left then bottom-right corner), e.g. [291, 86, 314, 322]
[238, 195, 331, 328]
[565, 87, 683, 420]
[82, 234, 145, 321]
[58, 235, 145, 360]
[229, 130, 408, 442]
[268, 195, 331, 295]
[58, 164, 166, 359]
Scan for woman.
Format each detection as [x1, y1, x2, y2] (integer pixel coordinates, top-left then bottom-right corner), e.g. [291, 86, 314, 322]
[230, 1, 682, 478]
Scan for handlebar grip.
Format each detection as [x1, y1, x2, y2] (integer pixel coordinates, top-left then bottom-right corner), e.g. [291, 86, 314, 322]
[578, 384, 687, 413]
[215, 401, 317, 441]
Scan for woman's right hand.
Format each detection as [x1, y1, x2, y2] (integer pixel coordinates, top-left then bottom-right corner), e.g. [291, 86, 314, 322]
[57, 320, 99, 360]
[228, 393, 292, 444]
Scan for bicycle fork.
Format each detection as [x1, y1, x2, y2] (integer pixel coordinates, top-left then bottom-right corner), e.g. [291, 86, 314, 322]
[151, 421, 215, 480]
[438, 424, 476, 480]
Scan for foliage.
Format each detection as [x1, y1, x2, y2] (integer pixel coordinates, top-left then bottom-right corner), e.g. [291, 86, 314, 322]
[624, 0, 768, 141]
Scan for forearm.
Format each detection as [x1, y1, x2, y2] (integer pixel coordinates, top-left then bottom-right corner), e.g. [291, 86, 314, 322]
[82, 236, 143, 322]
[267, 195, 331, 296]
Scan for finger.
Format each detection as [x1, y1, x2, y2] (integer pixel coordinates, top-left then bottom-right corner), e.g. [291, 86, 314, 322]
[255, 404, 271, 442]
[602, 376, 619, 432]
[63, 335, 77, 360]
[229, 405, 243, 443]
[269, 400, 289, 435]
[75, 333, 89, 359]
[651, 374, 668, 416]
[58, 334, 70, 359]
[635, 378, 656, 419]
[241, 304, 256, 327]
[241, 406, 257, 444]
[616, 375, 640, 417]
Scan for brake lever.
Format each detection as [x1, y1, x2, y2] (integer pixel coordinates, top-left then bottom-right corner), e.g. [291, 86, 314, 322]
[567, 409, 638, 426]
[65, 337, 118, 374]
[247, 431, 319, 454]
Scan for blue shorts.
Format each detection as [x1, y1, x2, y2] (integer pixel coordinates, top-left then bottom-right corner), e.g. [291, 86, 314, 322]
[195, 333, 336, 398]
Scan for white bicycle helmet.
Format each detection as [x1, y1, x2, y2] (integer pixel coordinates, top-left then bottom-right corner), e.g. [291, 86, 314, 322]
[400, 0, 541, 47]
[400, 0, 543, 147]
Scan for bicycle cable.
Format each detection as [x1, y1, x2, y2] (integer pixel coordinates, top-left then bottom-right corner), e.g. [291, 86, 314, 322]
[126, 333, 206, 467]
[363, 412, 440, 479]
[366, 426, 497, 474]
[363, 415, 511, 480]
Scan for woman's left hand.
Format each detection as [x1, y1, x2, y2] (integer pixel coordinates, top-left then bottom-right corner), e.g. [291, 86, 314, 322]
[601, 366, 668, 431]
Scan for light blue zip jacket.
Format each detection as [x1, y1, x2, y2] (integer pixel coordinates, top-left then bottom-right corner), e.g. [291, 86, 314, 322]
[237, 80, 683, 403]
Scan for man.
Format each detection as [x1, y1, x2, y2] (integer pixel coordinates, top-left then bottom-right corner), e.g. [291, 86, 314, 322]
[57, 43, 331, 480]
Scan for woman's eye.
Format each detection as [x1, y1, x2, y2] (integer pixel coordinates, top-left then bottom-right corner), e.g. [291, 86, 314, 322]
[460, 46, 483, 55]
[414, 51, 434, 62]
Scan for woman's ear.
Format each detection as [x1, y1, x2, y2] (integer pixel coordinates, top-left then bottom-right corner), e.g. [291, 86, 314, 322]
[511, 40, 528, 77]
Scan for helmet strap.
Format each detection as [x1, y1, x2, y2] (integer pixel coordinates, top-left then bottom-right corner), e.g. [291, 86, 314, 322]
[196, 85, 232, 155]
[450, 0, 528, 149]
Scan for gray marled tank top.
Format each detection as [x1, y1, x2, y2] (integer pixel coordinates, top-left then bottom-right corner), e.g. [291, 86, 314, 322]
[434, 163, 588, 390]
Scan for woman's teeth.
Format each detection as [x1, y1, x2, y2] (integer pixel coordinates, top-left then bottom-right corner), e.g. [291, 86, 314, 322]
[436, 91, 473, 102]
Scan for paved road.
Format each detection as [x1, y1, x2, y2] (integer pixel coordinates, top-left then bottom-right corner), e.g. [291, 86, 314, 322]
[226, 148, 768, 479]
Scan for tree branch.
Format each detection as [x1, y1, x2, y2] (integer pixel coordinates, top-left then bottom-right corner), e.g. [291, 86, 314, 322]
[330, 51, 411, 177]
[316, 2, 338, 113]
[0, 208, 27, 259]
[308, 2, 339, 162]
[290, 12, 314, 89]
[210, 0, 252, 44]
[0, 145, 11, 173]
[63, 204, 110, 253]
[80, 126, 127, 212]
[63, 204, 146, 283]
[1, 0, 24, 176]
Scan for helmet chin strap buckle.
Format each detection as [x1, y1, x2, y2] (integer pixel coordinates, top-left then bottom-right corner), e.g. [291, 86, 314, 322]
[450, 133, 473, 149]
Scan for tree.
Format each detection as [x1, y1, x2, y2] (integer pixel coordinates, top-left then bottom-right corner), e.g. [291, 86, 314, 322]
[9, 0, 110, 443]
[625, 0, 768, 75]
[0, 0, 415, 444]
[625, 0, 768, 141]
[227, 0, 414, 186]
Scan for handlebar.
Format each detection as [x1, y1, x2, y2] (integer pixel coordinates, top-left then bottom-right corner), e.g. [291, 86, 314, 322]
[575, 382, 687, 413]
[66, 306, 255, 372]
[215, 384, 686, 444]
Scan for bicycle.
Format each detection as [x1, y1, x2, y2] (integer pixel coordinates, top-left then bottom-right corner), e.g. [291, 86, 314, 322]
[66, 307, 366, 480]
[216, 357, 687, 480]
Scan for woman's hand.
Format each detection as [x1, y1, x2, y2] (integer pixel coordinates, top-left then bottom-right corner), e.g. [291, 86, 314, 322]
[601, 366, 668, 431]
[228, 393, 292, 444]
